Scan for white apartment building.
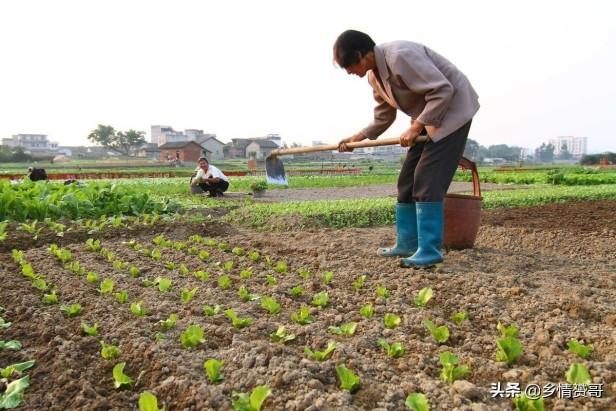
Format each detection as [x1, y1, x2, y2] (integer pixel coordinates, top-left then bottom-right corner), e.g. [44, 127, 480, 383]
[548, 136, 588, 158]
[151, 125, 218, 147]
[2, 134, 58, 151]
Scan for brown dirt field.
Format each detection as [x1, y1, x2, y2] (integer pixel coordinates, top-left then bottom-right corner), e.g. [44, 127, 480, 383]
[0, 200, 614, 411]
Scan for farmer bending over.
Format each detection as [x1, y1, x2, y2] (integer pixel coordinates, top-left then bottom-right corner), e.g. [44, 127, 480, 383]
[335, 30, 479, 268]
[191, 157, 229, 197]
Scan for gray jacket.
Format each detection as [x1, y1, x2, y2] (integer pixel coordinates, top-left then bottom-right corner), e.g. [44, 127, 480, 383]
[361, 41, 479, 142]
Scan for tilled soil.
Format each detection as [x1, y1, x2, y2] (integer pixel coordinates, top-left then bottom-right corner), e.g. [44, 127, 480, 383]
[0, 200, 615, 411]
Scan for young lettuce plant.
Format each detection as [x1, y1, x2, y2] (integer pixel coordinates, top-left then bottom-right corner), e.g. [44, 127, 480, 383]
[512, 394, 544, 411]
[565, 363, 591, 385]
[222, 261, 234, 272]
[289, 285, 304, 298]
[42, 290, 58, 304]
[130, 301, 148, 317]
[164, 261, 176, 271]
[567, 340, 593, 359]
[0, 360, 35, 379]
[60, 303, 82, 318]
[311, 292, 329, 308]
[160, 314, 178, 330]
[260, 297, 281, 315]
[238, 286, 259, 302]
[359, 303, 375, 319]
[86, 271, 99, 283]
[100, 341, 121, 360]
[304, 341, 336, 361]
[98, 278, 114, 295]
[225, 309, 252, 329]
[450, 311, 469, 325]
[156, 277, 172, 292]
[203, 305, 222, 316]
[322, 271, 334, 285]
[0, 340, 22, 351]
[180, 324, 205, 349]
[115, 290, 129, 304]
[336, 365, 361, 393]
[85, 238, 102, 252]
[352, 275, 367, 290]
[377, 338, 405, 358]
[383, 313, 401, 329]
[112, 362, 134, 389]
[218, 275, 232, 290]
[129, 266, 141, 278]
[439, 351, 470, 383]
[248, 251, 260, 262]
[291, 305, 315, 325]
[218, 242, 230, 252]
[270, 326, 296, 344]
[181, 288, 198, 304]
[0, 375, 30, 408]
[376, 285, 390, 299]
[297, 267, 310, 279]
[187, 246, 198, 256]
[138, 391, 165, 411]
[81, 322, 99, 336]
[422, 320, 450, 344]
[178, 264, 190, 276]
[232, 247, 245, 256]
[328, 322, 358, 337]
[274, 261, 288, 274]
[240, 268, 253, 280]
[265, 275, 277, 286]
[414, 287, 433, 308]
[204, 359, 224, 383]
[198, 250, 210, 262]
[231, 385, 271, 411]
[405, 393, 430, 411]
[193, 270, 209, 281]
[495, 323, 523, 366]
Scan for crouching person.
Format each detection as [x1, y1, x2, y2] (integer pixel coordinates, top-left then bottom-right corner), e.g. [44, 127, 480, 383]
[191, 157, 229, 197]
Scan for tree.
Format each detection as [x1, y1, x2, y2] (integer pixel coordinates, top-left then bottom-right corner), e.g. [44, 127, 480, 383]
[535, 143, 555, 163]
[558, 142, 572, 160]
[463, 138, 480, 160]
[87, 124, 145, 156]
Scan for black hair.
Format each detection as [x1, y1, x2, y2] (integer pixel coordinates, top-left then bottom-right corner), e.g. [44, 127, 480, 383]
[198, 157, 209, 163]
[333, 30, 376, 68]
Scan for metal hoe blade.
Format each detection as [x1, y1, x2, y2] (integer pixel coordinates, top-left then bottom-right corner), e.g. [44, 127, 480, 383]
[265, 155, 288, 185]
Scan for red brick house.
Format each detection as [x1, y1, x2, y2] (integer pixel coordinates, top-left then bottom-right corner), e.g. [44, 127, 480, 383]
[159, 141, 210, 163]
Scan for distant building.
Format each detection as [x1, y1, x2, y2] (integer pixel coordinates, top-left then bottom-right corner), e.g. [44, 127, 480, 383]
[136, 143, 161, 160]
[196, 136, 226, 161]
[245, 140, 280, 160]
[548, 136, 587, 159]
[159, 141, 210, 163]
[226, 135, 282, 158]
[150, 125, 219, 147]
[2, 134, 58, 152]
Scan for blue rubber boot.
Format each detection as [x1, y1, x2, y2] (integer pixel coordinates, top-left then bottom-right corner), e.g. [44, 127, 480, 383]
[400, 202, 444, 267]
[377, 203, 418, 257]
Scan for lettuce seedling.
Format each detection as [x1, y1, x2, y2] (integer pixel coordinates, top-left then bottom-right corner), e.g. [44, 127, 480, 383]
[0, 221, 7, 242]
[439, 351, 470, 383]
[260, 297, 281, 315]
[98, 279, 114, 294]
[512, 394, 544, 411]
[115, 290, 129, 304]
[377, 338, 405, 358]
[312, 292, 329, 308]
[383, 313, 401, 329]
[565, 363, 591, 384]
[0, 317, 11, 329]
[0, 340, 22, 351]
[248, 251, 260, 262]
[0, 375, 30, 409]
[222, 261, 234, 272]
[336, 365, 361, 393]
[567, 340, 593, 359]
[160, 313, 177, 330]
[352, 275, 367, 290]
[414, 287, 433, 307]
[189, 234, 202, 243]
[328, 322, 358, 337]
[85, 238, 102, 252]
[42, 290, 58, 304]
[238, 286, 259, 302]
[496, 336, 524, 366]
[181, 288, 198, 304]
[264, 256, 273, 267]
[322, 271, 334, 285]
[225, 309, 252, 329]
[81, 322, 99, 336]
[270, 326, 296, 343]
[150, 248, 162, 261]
[153, 234, 166, 246]
[204, 359, 224, 383]
[203, 238, 217, 247]
[240, 268, 253, 280]
[139, 391, 165, 411]
[359, 303, 375, 319]
[113, 260, 129, 271]
[130, 301, 147, 317]
[297, 267, 310, 278]
[180, 324, 205, 349]
[422, 320, 450, 344]
[18, 221, 43, 240]
[178, 264, 189, 276]
[12, 249, 25, 264]
[289, 285, 304, 298]
[231, 385, 271, 411]
[156, 277, 172, 292]
[0, 360, 35, 379]
[60, 303, 82, 318]
[265, 275, 277, 286]
[232, 247, 245, 256]
[21, 263, 35, 279]
[450, 311, 469, 325]
[193, 270, 209, 281]
[164, 261, 176, 271]
[31, 278, 49, 291]
[199, 250, 210, 261]
[218, 242, 230, 252]
[173, 241, 187, 251]
[112, 362, 134, 389]
[129, 266, 141, 278]
[291, 305, 315, 325]
[497, 322, 519, 338]
[86, 271, 99, 283]
[203, 305, 222, 316]
[304, 341, 336, 361]
[405, 393, 430, 411]
[100, 341, 121, 360]
[105, 251, 116, 263]
[376, 285, 390, 299]
[187, 246, 198, 255]
[218, 275, 232, 290]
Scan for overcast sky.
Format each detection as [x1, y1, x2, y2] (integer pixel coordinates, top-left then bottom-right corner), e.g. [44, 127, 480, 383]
[1, 0, 615, 153]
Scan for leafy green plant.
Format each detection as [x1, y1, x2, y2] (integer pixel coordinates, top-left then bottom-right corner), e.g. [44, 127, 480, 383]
[138, 391, 165, 411]
[565, 363, 591, 384]
[405, 393, 430, 411]
[85, 238, 102, 252]
[115, 290, 128, 304]
[203, 238, 217, 247]
[231, 385, 271, 411]
[100, 341, 121, 360]
[156, 277, 172, 292]
[193, 270, 209, 281]
[567, 340, 593, 359]
[328, 322, 358, 336]
[450, 311, 469, 325]
[81, 322, 99, 336]
[376, 285, 390, 299]
[238, 286, 259, 302]
[312, 292, 329, 308]
[497, 322, 519, 338]
[265, 275, 277, 286]
[20, 263, 35, 279]
[98, 278, 114, 294]
[112, 362, 134, 389]
[352, 275, 366, 290]
[496, 336, 524, 366]
[225, 308, 252, 329]
[240, 268, 253, 280]
[322, 271, 334, 285]
[60, 303, 82, 318]
[164, 261, 176, 271]
[291, 305, 315, 325]
[359, 303, 375, 318]
[203, 305, 222, 316]
[0, 340, 22, 351]
[129, 266, 141, 278]
[304, 341, 336, 361]
[160, 314, 177, 330]
[414, 287, 433, 307]
[0, 375, 30, 409]
[218, 242, 230, 252]
[383, 313, 401, 329]
[42, 290, 58, 304]
[336, 365, 361, 393]
[187, 246, 198, 255]
[377, 338, 405, 358]
[289, 285, 304, 297]
[198, 250, 210, 261]
[260, 297, 281, 315]
[178, 264, 189, 276]
[0, 221, 7, 242]
[18, 220, 44, 240]
[248, 251, 260, 262]
[130, 301, 147, 317]
[31, 277, 49, 291]
[0, 316, 11, 329]
[296, 267, 310, 279]
[232, 247, 245, 256]
[204, 359, 225, 383]
[512, 394, 544, 411]
[439, 351, 470, 383]
[422, 320, 450, 344]
[222, 261, 234, 272]
[86, 271, 99, 283]
[218, 275, 232, 290]
[180, 324, 205, 349]
[270, 326, 296, 343]
[181, 288, 198, 304]
[0, 360, 35, 379]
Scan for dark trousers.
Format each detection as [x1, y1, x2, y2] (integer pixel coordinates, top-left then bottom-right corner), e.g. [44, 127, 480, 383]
[198, 180, 229, 195]
[398, 120, 472, 203]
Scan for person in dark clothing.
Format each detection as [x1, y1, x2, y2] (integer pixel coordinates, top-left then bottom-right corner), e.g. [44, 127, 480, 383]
[190, 157, 229, 197]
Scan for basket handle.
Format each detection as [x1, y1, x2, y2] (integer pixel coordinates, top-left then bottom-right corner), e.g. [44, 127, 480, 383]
[459, 156, 481, 197]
